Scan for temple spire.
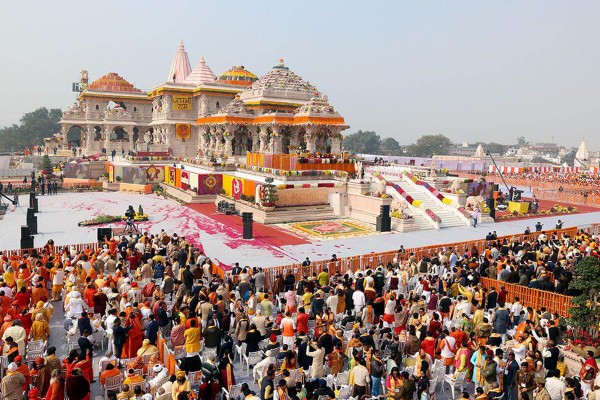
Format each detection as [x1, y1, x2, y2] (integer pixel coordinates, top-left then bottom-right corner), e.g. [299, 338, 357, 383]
[167, 40, 192, 83]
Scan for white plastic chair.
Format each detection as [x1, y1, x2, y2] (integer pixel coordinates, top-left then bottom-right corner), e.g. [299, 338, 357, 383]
[335, 371, 350, 388]
[222, 384, 242, 400]
[243, 351, 263, 374]
[443, 371, 466, 399]
[338, 385, 351, 400]
[103, 374, 123, 398]
[234, 342, 247, 363]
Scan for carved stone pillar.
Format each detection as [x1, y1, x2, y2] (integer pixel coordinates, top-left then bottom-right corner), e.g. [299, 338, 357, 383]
[330, 129, 342, 154]
[224, 135, 233, 157]
[289, 127, 299, 150]
[252, 130, 260, 152]
[270, 128, 282, 154]
[305, 127, 317, 153]
[259, 127, 269, 153]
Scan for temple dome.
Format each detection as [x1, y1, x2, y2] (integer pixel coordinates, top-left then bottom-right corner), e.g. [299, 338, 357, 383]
[88, 73, 142, 93]
[184, 57, 217, 85]
[246, 59, 318, 95]
[217, 66, 258, 86]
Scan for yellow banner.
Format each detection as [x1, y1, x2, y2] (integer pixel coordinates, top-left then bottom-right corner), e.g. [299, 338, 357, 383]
[172, 96, 192, 110]
[176, 123, 191, 139]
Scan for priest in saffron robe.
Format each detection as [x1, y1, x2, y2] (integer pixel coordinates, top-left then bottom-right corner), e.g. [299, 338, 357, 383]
[122, 305, 143, 358]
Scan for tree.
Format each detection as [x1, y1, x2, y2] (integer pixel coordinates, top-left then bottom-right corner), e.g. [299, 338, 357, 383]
[42, 155, 52, 173]
[516, 136, 529, 147]
[568, 257, 600, 340]
[405, 134, 452, 157]
[482, 142, 508, 155]
[561, 151, 576, 167]
[342, 130, 381, 154]
[0, 107, 62, 152]
[530, 156, 554, 164]
[380, 137, 401, 155]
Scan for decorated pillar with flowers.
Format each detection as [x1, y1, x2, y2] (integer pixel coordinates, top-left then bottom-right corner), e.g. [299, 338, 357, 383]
[304, 126, 317, 153]
[251, 129, 260, 153]
[330, 128, 343, 154]
[259, 126, 270, 153]
[223, 129, 233, 157]
[270, 127, 283, 154]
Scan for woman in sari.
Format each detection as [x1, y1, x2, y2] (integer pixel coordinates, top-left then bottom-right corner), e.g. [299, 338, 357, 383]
[218, 355, 236, 390]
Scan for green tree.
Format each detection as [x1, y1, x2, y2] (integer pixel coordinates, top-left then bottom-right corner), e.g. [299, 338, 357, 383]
[342, 130, 381, 154]
[561, 151, 576, 167]
[406, 134, 452, 157]
[42, 155, 52, 172]
[380, 137, 401, 155]
[530, 156, 554, 164]
[0, 107, 62, 152]
[568, 257, 600, 338]
[516, 136, 529, 147]
[478, 142, 508, 155]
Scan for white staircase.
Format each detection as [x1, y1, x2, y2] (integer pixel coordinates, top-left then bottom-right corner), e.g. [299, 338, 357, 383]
[393, 180, 467, 228]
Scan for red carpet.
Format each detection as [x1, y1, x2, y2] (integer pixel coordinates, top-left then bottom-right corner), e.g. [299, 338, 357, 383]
[186, 203, 309, 247]
[496, 198, 598, 222]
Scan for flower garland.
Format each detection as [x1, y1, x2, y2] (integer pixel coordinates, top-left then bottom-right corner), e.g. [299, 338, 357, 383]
[404, 171, 454, 206]
[276, 182, 340, 190]
[425, 209, 442, 223]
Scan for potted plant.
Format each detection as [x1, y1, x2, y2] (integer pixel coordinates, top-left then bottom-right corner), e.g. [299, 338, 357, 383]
[566, 257, 600, 357]
[261, 177, 278, 211]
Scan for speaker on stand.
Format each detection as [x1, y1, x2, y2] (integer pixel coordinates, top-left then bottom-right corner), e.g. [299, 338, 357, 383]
[97, 227, 113, 242]
[486, 197, 496, 221]
[242, 212, 253, 239]
[376, 204, 391, 232]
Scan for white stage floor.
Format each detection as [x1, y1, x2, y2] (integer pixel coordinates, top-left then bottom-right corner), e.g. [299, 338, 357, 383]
[1, 192, 599, 268]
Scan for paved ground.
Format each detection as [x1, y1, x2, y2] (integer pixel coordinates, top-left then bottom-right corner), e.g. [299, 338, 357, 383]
[3, 192, 600, 269]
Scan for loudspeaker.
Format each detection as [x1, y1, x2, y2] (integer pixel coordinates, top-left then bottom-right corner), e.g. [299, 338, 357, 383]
[242, 212, 253, 239]
[20, 225, 33, 249]
[486, 197, 496, 221]
[29, 192, 36, 208]
[27, 208, 37, 234]
[376, 216, 391, 232]
[32, 198, 38, 213]
[97, 227, 113, 242]
[380, 205, 390, 218]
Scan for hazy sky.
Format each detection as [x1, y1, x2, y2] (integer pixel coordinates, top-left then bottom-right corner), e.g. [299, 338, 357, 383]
[1, 1, 598, 149]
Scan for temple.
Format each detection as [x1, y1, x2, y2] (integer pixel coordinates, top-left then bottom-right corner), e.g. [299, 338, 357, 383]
[60, 42, 348, 159]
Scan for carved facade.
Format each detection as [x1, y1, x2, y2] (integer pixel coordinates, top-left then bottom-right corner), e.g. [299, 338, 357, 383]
[60, 44, 348, 159]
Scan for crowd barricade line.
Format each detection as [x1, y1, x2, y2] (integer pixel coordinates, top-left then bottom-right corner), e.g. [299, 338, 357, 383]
[480, 277, 572, 316]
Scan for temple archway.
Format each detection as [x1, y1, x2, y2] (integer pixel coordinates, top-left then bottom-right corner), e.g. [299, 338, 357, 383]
[93, 126, 102, 141]
[67, 126, 83, 147]
[110, 127, 129, 142]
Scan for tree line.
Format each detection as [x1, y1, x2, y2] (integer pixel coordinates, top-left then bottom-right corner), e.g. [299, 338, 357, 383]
[0, 107, 62, 152]
[343, 130, 533, 158]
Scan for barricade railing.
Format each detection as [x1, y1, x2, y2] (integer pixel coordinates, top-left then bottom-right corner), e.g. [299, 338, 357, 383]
[480, 277, 572, 316]
[2, 242, 101, 258]
[533, 188, 600, 208]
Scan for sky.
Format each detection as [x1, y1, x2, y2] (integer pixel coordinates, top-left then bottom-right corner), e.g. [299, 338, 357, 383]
[1, 1, 599, 149]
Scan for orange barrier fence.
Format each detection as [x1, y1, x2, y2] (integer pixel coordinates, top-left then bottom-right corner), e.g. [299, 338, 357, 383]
[254, 226, 579, 286]
[457, 173, 592, 192]
[533, 188, 600, 208]
[480, 277, 572, 316]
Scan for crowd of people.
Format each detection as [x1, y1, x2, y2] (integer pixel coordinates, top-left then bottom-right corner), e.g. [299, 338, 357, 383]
[0, 226, 599, 400]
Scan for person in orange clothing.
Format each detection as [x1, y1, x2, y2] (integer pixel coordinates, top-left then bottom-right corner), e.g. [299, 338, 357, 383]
[14, 355, 30, 390]
[100, 363, 121, 385]
[104, 236, 118, 255]
[83, 284, 97, 309]
[31, 283, 49, 307]
[122, 368, 144, 386]
[45, 369, 66, 400]
[122, 308, 143, 359]
[73, 352, 94, 384]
